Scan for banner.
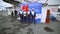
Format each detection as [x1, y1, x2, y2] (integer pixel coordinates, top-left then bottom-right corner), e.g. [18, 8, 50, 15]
[20, 2, 42, 23]
[28, 2, 42, 23]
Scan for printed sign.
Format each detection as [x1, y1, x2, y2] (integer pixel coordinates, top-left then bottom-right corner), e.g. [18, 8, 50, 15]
[20, 2, 42, 23]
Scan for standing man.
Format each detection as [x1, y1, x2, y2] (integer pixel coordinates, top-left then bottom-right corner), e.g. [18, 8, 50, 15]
[19, 9, 23, 22]
[11, 11, 14, 17]
[31, 9, 36, 24]
[23, 11, 27, 22]
[14, 10, 17, 16]
[27, 11, 30, 23]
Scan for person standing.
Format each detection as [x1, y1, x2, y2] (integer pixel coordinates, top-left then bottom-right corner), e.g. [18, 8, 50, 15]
[19, 9, 23, 22]
[11, 11, 14, 17]
[31, 9, 36, 24]
[14, 10, 17, 16]
[27, 11, 30, 23]
[23, 11, 27, 22]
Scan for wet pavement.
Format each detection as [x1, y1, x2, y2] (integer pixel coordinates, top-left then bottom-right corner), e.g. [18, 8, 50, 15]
[0, 15, 60, 34]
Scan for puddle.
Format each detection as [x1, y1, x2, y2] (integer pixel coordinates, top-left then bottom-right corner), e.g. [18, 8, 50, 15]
[44, 27, 54, 32]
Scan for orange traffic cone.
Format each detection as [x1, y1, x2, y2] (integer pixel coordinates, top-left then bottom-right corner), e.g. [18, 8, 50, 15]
[46, 9, 51, 24]
[46, 18, 51, 24]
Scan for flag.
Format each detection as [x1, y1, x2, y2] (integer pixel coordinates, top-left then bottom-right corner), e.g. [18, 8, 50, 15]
[25, 4, 29, 12]
[22, 5, 25, 11]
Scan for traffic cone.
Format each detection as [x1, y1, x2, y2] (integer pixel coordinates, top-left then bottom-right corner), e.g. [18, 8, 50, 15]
[46, 9, 51, 24]
[46, 18, 51, 24]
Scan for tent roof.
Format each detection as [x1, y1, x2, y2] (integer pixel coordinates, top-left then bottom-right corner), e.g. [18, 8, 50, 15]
[0, 0, 13, 11]
[0, 0, 13, 8]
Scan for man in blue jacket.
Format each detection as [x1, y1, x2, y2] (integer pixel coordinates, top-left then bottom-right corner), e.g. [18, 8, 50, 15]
[19, 9, 23, 22]
[31, 9, 36, 24]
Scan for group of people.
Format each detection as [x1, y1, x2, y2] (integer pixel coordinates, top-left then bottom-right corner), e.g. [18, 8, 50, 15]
[19, 9, 36, 24]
